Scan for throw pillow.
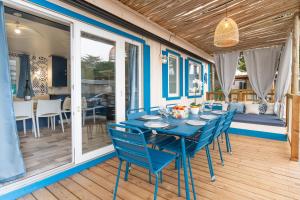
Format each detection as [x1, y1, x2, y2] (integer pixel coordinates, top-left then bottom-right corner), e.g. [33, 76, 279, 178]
[245, 103, 260, 114]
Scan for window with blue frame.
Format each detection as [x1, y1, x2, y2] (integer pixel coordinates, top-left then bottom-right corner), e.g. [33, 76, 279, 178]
[185, 58, 204, 98]
[162, 49, 183, 100]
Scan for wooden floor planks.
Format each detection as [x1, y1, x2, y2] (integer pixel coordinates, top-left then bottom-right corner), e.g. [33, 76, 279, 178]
[18, 135, 300, 200]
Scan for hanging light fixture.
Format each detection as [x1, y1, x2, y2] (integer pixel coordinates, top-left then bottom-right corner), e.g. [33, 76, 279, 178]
[214, 3, 239, 47]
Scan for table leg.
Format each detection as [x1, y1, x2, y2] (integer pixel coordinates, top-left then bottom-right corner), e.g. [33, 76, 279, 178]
[180, 137, 190, 200]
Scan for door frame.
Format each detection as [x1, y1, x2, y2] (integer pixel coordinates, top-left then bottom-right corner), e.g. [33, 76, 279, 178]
[73, 22, 143, 164]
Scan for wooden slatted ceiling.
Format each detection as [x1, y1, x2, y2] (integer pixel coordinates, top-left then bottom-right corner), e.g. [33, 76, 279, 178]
[117, 0, 300, 54]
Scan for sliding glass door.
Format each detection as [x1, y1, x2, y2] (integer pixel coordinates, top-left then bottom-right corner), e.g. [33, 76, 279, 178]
[73, 22, 142, 163]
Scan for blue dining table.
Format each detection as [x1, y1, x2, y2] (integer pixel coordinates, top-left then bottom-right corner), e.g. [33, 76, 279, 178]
[121, 114, 209, 200]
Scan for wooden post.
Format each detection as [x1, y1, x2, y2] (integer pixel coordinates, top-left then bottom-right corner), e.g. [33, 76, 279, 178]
[291, 95, 300, 161]
[291, 13, 299, 94]
[290, 13, 300, 161]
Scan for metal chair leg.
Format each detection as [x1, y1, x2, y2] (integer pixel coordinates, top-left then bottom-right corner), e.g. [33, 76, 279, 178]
[148, 170, 152, 184]
[113, 160, 123, 200]
[205, 145, 216, 182]
[125, 162, 130, 181]
[160, 171, 163, 184]
[154, 173, 159, 200]
[225, 131, 232, 154]
[187, 156, 196, 200]
[217, 137, 224, 166]
[177, 157, 181, 197]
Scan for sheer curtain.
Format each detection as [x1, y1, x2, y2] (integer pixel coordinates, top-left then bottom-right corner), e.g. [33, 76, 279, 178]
[275, 34, 292, 118]
[244, 47, 281, 103]
[214, 51, 240, 102]
[128, 44, 139, 110]
[17, 54, 34, 98]
[0, 1, 25, 183]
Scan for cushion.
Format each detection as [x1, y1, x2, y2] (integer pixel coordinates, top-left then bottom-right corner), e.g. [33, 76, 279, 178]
[245, 103, 259, 114]
[259, 103, 267, 114]
[265, 103, 275, 115]
[233, 113, 286, 127]
[229, 102, 245, 113]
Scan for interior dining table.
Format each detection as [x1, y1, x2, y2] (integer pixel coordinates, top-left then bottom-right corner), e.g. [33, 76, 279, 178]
[121, 113, 211, 200]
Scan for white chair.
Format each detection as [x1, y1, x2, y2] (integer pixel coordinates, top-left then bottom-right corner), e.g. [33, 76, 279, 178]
[14, 101, 37, 138]
[36, 100, 64, 137]
[62, 97, 71, 124]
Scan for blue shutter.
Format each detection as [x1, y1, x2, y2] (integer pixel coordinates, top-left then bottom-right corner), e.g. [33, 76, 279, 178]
[143, 44, 151, 112]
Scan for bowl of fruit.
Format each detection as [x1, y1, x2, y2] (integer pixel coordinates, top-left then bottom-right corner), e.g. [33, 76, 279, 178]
[172, 105, 189, 119]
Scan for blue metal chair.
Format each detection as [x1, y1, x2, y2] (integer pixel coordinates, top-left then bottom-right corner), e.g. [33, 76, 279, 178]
[161, 117, 220, 199]
[221, 110, 236, 153]
[127, 108, 176, 149]
[212, 103, 223, 111]
[108, 124, 177, 200]
[211, 113, 227, 166]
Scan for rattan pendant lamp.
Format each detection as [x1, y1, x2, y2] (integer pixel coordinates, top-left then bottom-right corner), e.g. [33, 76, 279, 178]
[214, 3, 239, 47]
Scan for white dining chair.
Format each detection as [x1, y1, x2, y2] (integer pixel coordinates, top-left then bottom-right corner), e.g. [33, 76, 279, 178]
[14, 101, 37, 138]
[36, 99, 64, 137]
[62, 97, 71, 124]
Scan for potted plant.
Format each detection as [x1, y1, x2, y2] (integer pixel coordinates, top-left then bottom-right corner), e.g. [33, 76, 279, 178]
[190, 85, 202, 115]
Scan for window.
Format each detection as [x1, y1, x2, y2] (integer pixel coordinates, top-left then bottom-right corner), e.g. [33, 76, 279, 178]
[185, 59, 203, 98]
[168, 53, 179, 97]
[162, 50, 183, 100]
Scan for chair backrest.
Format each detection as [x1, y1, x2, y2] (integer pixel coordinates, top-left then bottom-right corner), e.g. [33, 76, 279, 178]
[212, 113, 227, 139]
[212, 103, 222, 111]
[14, 101, 33, 118]
[63, 97, 71, 110]
[36, 100, 62, 116]
[222, 109, 236, 132]
[191, 117, 219, 155]
[149, 106, 160, 115]
[126, 108, 147, 120]
[108, 123, 153, 171]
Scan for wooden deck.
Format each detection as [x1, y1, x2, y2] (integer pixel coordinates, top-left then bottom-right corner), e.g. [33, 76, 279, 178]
[18, 135, 300, 200]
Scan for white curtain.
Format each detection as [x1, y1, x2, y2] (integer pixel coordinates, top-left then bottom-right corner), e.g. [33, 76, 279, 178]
[275, 34, 292, 118]
[244, 47, 281, 103]
[214, 51, 240, 102]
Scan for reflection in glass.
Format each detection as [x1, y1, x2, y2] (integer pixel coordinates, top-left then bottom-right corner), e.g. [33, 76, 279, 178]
[168, 54, 178, 95]
[125, 43, 139, 112]
[188, 61, 202, 96]
[81, 32, 115, 154]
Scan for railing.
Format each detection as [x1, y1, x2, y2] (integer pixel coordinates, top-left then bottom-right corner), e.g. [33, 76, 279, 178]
[206, 89, 275, 102]
[286, 94, 300, 161]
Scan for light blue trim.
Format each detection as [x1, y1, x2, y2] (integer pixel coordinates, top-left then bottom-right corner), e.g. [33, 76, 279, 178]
[185, 57, 204, 99]
[229, 128, 287, 141]
[162, 49, 183, 100]
[27, 0, 145, 44]
[143, 44, 151, 112]
[0, 152, 116, 200]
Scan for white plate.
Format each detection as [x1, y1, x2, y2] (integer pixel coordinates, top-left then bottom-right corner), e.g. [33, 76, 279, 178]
[185, 120, 206, 126]
[200, 115, 217, 120]
[211, 111, 225, 115]
[141, 115, 161, 120]
[144, 121, 169, 128]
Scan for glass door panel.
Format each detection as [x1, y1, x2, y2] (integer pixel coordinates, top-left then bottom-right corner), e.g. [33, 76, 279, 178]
[80, 32, 115, 154]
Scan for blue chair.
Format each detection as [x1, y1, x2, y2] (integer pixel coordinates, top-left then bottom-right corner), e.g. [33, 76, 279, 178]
[108, 124, 177, 200]
[212, 103, 223, 111]
[211, 113, 227, 166]
[221, 110, 236, 153]
[161, 117, 219, 199]
[127, 108, 176, 149]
